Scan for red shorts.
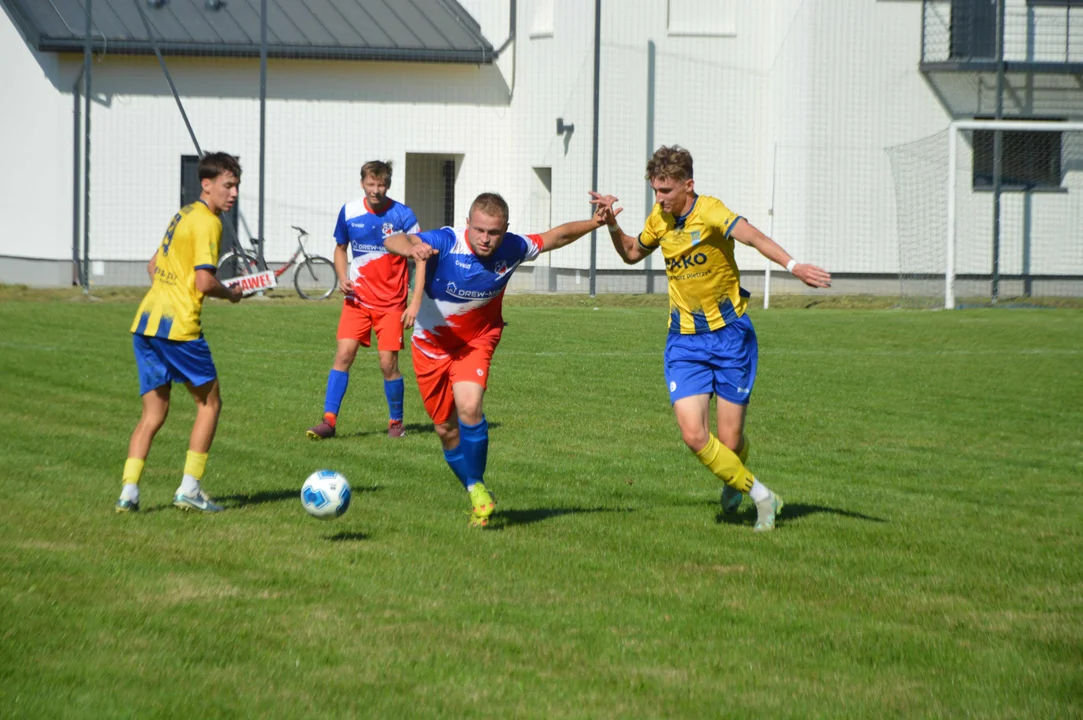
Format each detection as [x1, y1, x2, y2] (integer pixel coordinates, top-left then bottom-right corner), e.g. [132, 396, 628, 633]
[337, 299, 404, 352]
[412, 330, 502, 425]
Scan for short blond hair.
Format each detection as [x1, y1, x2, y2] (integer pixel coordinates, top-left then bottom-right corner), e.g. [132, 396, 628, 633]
[361, 160, 393, 185]
[645, 145, 693, 182]
[469, 192, 509, 224]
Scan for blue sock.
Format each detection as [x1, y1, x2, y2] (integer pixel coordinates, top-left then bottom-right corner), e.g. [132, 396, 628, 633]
[458, 416, 489, 486]
[443, 446, 471, 490]
[384, 378, 404, 422]
[324, 369, 349, 415]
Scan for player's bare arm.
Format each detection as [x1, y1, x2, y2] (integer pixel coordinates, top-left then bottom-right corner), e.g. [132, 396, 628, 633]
[730, 218, 832, 289]
[384, 232, 438, 261]
[536, 207, 609, 253]
[195, 267, 243, 303]
[589, 191, 650, 264]
[334, 242, 351, 295]
[402, 256, 427, 328]
[147, 254, 158, 280]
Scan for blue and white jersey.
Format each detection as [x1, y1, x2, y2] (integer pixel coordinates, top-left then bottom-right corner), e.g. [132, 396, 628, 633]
[333, 197, 420, 311]
[411, 226, 543, 358]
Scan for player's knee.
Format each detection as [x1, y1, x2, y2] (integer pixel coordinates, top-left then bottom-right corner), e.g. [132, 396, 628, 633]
[680, 427, 710, 453]
[456, 403, 483, 425]
[334, 343, 360, 369]
[379, 358, 399, 379]
[144, 408, 169, 430]
[333, 353, 356, 371]
[434, 422, 458, 445]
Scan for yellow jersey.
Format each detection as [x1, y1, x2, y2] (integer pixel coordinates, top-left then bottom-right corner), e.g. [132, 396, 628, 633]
[131, 201, 222, 341]
[638, 195, 749, 334]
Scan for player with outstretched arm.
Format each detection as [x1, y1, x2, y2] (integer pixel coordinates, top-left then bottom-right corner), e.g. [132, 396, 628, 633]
[384, 192, 609, 527]
[116, 152, 245, 514]
[307, 160, 424, 440]
[591, 145, 831, 531]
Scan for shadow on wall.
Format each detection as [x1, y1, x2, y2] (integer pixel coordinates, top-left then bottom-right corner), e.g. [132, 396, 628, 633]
[40, 53, 511, 107]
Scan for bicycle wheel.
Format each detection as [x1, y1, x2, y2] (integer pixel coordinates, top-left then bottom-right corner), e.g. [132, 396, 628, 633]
[218, 250, 258, 280]
[294, 256, 337, 300]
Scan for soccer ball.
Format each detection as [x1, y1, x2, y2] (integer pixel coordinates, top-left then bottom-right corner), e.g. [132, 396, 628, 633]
[300, 469, 352, 520]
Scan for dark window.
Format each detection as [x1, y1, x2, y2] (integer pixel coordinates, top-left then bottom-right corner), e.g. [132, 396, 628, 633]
[180, 154, 239, 245]
[1026, 0, 1083, 7]
[442, 160, 456, 226]
[950, 0, 997, 59]
[972, 129, 1063, 191]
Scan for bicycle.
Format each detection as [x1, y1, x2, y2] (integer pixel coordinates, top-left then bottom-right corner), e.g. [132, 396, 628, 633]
[218, 226, 337, 300]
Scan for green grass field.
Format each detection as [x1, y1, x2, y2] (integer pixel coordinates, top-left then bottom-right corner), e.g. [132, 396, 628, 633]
[1, 291, 1081, 718]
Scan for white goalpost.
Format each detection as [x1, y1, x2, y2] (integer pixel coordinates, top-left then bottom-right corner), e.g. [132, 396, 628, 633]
[945, 119, 1083, 309]
[889, 119, 1083, 309]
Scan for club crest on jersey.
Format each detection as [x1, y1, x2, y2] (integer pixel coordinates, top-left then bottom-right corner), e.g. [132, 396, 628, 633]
[382, 222, 394, 238]
[690, 231, 701, 245]
[494, 260, 509, 276]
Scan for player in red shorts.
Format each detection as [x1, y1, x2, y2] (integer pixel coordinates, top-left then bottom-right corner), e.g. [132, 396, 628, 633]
[384, 192, 609, 527]
[307, 161, 424, 440]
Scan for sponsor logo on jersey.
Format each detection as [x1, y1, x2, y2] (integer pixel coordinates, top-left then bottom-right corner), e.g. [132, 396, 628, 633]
[666, 252, 708, 272]
[445, 281, 500, 300]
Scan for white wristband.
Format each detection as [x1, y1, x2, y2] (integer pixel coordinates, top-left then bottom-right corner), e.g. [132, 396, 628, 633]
[785, 259, 797, 273]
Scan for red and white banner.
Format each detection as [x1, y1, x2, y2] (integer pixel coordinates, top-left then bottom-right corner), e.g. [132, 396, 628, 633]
[221, 270, 277, 295]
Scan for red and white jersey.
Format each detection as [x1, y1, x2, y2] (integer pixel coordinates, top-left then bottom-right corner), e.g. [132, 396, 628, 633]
[333, 197, 420, 311]
[411, 226, 543, 359]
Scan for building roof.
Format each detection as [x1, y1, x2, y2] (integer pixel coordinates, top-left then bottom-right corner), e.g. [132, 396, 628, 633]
[2, 0, 494, 63]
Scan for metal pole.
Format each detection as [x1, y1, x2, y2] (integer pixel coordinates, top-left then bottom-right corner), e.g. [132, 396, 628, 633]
[257, 0, 268, 270]
[588, 0, 601, 297]
[991, 0, 1005, 304]
[763, 143, 778, 310]
[133, 0, 202, 156]
[644, 40, 655, 295]
[946, 122, 958, 310]
[72, 67, 84, 287]
[83, 0, 92, 293]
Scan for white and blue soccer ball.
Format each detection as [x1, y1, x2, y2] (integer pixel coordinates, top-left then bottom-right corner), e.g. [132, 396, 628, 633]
[301, 469, 352, 520]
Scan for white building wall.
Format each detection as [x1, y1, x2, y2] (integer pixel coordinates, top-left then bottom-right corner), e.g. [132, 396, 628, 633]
[0, 10, 75, 272]
[1, 0, 1079, 287]
[767, 0, 949, 275]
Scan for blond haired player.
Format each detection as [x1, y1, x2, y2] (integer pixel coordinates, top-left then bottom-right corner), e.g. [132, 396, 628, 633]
[592, 145, 831, 531]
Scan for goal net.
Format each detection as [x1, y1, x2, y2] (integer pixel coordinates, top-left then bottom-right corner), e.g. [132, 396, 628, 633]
[887, 120, 1083, 308]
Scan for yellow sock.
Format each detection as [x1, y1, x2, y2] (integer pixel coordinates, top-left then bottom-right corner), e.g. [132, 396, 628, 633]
[184, 450, 209, 480]
[694, 435, 754, 493]
[122, 457, 145, 485]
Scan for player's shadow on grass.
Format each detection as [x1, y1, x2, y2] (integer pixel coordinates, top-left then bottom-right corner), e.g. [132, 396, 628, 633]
[715, 502, 887, 526]
[493, 506, 634, 529]
[339, 421, 502, 439]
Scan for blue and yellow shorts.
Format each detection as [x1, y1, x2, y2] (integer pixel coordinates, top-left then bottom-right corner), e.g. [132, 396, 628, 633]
[663, 313, 758, 405]
[132, 334, 217, 395]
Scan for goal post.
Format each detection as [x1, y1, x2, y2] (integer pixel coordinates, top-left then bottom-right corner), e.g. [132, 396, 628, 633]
[889, 119, 1083, 309]
[946, 119, 1083, 309]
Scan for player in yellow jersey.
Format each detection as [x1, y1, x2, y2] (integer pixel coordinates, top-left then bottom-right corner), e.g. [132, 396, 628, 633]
[591, 145, 831, 531]
[115, 152, 245, 514]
